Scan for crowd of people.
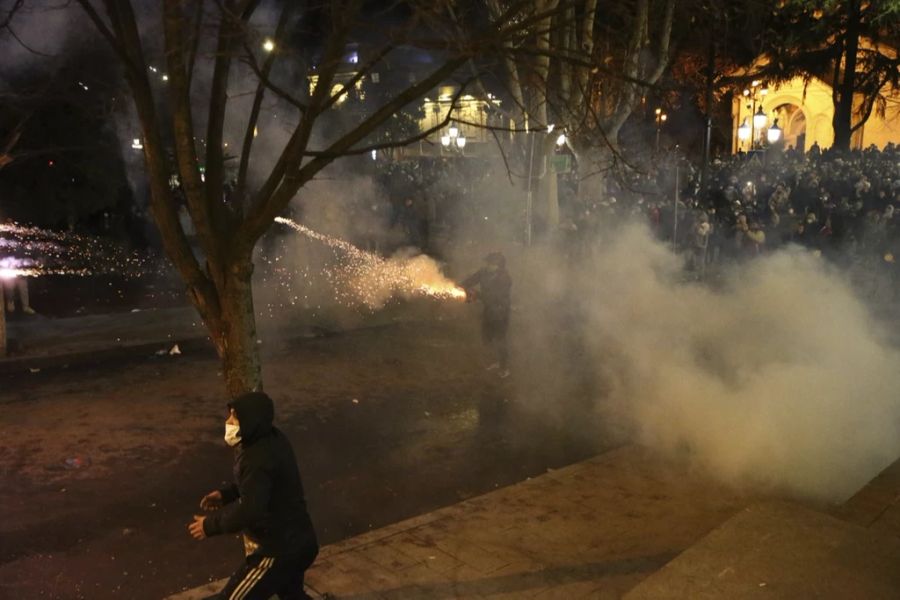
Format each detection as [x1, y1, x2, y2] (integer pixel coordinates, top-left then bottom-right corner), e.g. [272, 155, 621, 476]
[567, 143, 900, 275]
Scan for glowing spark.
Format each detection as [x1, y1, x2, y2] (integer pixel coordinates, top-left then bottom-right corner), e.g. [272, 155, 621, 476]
[0, 221, 167, 280]
[274, 216, 466, 307]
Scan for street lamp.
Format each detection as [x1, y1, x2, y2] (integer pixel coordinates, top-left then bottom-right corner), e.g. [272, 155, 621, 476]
[767, 119, 782, 144]
[741, 81, 769, 150]
[263, 38, 275, 53]
[753, 107, 768, 130]
[556, 132, 567, 147]
[654, 108, 667, 153]
[442, 124, 466, 152]
[737, 118, 751, 142]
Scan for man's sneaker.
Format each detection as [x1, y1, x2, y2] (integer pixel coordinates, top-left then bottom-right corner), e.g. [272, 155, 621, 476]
[485, 362, 501, 371]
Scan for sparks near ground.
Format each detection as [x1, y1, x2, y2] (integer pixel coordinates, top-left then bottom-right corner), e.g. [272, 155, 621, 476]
[0, 222, 164, 280]
[274, 216, 466, 307]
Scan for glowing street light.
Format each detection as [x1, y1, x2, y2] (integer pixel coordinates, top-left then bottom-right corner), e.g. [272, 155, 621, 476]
[767, 119, 782, 144]
[441, 124, 466, 152]
[753, 107, 768, 130]
[263, 38, 275, 53]
[556, 132, 567, 147]
[737, 118, 751, 141]
[132, 138, 143, 150]
[654, 108, 667, 152]
[740, 81, 769, 150]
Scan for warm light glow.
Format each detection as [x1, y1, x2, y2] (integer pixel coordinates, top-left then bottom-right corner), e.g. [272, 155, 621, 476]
[441, 135, 451, 147]
[767, 119, 782, 143]
[753, 108, 767, 129]
[419, 284, 467, 300]
[556, 133, 567, 147]
[655, 108, 662, 115]
[547, 123, 555, 133]
[273, 216, 467, 306]
[456, 136, 466, 149]
[132, 138, 143, 150]
[370, 149, 377, 160]
[263, 38, 275, 52]
[448, 125, 459, 139]
[660, 114, 667, 122]
[738, 119, 751, 141]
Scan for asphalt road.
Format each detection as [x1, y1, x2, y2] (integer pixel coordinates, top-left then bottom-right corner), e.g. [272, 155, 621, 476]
[0, 314, 610, 600]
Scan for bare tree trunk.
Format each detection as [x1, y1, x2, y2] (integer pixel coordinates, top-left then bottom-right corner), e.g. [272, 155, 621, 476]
[832, 0, 860, 151]
[0, 284, 6, 357]
[219, 257, 262, 396]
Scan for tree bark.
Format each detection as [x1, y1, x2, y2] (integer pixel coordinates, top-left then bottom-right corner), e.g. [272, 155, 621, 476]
[0, 284, 6, 357]
[832, 0, 861, 151]
[219, 257, 262, 397]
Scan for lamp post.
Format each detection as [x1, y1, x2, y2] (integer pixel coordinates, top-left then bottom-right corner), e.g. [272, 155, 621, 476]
[767, 119, 782, 144]
[654, 108, 667, 153]
[737, 118, 751, 148]
[441, 123, 467, 155]
[741, 81, 769, 150]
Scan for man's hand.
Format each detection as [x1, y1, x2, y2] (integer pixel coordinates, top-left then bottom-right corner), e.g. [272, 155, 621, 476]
[188, 515, 207, 540]
[200, 490, 223, 511]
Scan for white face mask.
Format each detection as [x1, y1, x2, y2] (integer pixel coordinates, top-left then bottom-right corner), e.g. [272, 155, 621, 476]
[224, 423, 242, 447]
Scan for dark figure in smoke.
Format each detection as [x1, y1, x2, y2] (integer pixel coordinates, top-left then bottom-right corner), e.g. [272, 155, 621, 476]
[189, 392, 319, 600]
[462, 252, 512, 378]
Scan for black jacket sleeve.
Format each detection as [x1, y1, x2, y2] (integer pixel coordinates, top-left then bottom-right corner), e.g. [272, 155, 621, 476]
[218, 483, 240, 504]
[461, 269, 483, 291]
[204, 460, 273, 537]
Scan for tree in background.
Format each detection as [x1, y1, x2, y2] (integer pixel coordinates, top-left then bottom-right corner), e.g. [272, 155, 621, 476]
[475, 0, 676, 223]
[667, 0, 770, 185]
[67, 0, 541, 396]
[756, 0, 900, 151]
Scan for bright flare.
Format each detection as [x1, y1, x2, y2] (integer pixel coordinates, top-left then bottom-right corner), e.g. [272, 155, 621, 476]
[274, 216, 466, 307]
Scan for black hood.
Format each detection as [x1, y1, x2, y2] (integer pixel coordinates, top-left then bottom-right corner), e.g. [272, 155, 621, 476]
[228, 392, 274, 446]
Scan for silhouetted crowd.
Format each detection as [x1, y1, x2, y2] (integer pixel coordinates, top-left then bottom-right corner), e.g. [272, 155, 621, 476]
[568, 143, 900, 270]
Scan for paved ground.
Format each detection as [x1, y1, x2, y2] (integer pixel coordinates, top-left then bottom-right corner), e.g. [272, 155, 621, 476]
[0, 303, 613, 600]
[170, 446, 753, 600]
[625, 501, 900, 599]
[171, 450, 900, 600]
[6, 274, 900, 599]
[2, 307, 203, 368]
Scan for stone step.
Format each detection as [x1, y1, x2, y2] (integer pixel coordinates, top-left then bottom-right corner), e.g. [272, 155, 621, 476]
[624, 501, 900, 599]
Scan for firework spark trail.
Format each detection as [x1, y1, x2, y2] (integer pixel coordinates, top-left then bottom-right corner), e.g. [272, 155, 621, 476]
[274, 216, 465, 307]
[0, 222, 165, 280]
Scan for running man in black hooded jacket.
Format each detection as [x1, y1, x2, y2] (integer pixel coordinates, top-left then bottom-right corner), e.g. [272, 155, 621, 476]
[188, 392, 319, 600]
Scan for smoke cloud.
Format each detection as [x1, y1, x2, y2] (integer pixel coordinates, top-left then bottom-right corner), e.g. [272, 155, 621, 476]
[512, 222, 900, 503]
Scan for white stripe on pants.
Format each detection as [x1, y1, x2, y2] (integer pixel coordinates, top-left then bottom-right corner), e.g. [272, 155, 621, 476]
[229, 556, 274, 600]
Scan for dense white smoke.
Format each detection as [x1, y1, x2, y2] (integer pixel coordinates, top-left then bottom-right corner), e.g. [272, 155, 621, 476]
[523, 223, 900, 503]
